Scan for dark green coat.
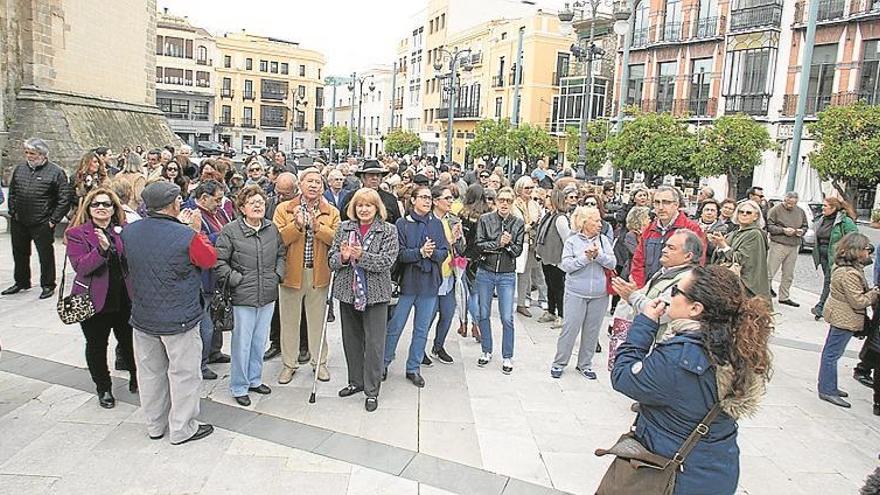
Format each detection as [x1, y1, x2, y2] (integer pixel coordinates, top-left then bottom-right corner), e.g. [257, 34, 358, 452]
[713, 222, 770, 298]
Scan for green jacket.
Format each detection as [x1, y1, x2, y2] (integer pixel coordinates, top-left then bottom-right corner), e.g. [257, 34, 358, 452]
[713, 222, 770, 298]
[812, 211, 858, 268]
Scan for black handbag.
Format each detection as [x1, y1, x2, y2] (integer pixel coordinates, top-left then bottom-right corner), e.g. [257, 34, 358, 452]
[595, 402, 723, 495]
[57, 253, 96, 325]
[210, 279, 234, 332]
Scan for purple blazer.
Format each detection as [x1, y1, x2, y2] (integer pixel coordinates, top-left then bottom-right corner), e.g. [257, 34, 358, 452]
[65, 220, 132, 314]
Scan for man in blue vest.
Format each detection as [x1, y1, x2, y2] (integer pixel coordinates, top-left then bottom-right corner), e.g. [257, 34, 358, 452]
[123, 181, 217, 445]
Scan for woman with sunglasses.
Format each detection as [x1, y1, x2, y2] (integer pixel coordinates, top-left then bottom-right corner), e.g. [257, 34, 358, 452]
[162, 158, 190, 200]
[709, 200, 771, 300]
[65, 187, 136, 409]
[611, 265, 772, 495]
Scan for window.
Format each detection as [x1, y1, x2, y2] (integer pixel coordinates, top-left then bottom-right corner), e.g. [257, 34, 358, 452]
[495, 97, 503, 119]
[299, 65, 306, 77]
[193, 101, 209, 121]
[155, 35, 163, 55]
[806, 44, 838, 115]
[429, 19, 434, 34]
[627, 64, 645, 106]
[501, 32, 507, 40]
[298, 85, 306, 99]
[260, 60, 268, 72]
[221, 105, 232, 124]
[196, 71, 210, 88]
[197, 46, 208, 64]
[281, 63, 289, 75]
[261, 79, 288, 100]
[243, 80, 254, 99]
[410, 81, 421, 104]
[318, 68, 322, 79]
[695, 0, 718, 38]
[270, 61, 279, 73]
[221, 77, 233, 97]
[242, 107, 254, 127]
[729, 0, 783, 32]
[223, 55, 231, 68]
[859, 40, 880, 105]
[632, 1, 650, 47]
[246, 58, 253, 70]
[260, 105, 288, 128]
[663, 0, 683, 41]
[656, 61, 677, 113]
[554, 53, 570, 85]
[723, 43, 777, 115]
[315, 108, 324, 131]
[690, 58, 713, 116]
[316, 87, 324, 107]
[440, 13, 445, 29]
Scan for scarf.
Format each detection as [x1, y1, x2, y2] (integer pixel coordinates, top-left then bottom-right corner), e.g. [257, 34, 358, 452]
[350, 224, 376, 311]
[658, 318, 702, 343]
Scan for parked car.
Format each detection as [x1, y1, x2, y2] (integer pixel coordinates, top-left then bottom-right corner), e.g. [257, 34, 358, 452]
[242, 144, 267, 156]
[198, 141, 235, 158]
[767, 198, 823, 253]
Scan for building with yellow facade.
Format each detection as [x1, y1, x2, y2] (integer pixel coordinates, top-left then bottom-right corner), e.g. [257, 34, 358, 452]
[213, 31, 326, 153]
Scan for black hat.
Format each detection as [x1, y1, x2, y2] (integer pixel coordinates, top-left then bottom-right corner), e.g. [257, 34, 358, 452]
[412, 173, 430, 186]
[354, 159, 389, 176]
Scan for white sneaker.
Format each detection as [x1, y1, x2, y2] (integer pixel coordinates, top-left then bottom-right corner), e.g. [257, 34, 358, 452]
[551, 316, 564, 329]
[477, 352, 492, 367]
[502, 358, 513, 375]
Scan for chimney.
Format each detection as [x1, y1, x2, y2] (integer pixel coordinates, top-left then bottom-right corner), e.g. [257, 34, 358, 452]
[163, 7, 168, 13]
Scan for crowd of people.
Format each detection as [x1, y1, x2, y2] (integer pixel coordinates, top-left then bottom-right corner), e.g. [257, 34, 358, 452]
[2, 136, 878, 491]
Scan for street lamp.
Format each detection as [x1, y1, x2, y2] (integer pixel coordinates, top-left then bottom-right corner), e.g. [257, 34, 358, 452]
[434, 48, 473, 165]
[559, 1, 607, 180]
[347, 73, 375, 157]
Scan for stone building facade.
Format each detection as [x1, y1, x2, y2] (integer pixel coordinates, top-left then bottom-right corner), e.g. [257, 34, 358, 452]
[0, 0, 179, 175]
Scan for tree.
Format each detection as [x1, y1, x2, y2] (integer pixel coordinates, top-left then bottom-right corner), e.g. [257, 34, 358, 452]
[468, 119, 512, 166]
[606, 112, 697, 184]
[383, 129, 422, 156]
[565, 120, 610, 175]
[319, 125, 363, 153]
[509, 123, 557, 171]
[808, 102, 880, 202]
[691, 114, 773, 199]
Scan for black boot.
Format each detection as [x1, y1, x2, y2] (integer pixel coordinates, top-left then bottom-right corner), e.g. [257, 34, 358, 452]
[129, 371, 138, 394]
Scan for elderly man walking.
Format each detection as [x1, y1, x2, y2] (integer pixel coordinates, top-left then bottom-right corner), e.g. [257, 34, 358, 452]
[766, 192, 808, 307]
[122, 181, 216, 444]
[3, 138, 71, 299]
[274, 167, 340, 384]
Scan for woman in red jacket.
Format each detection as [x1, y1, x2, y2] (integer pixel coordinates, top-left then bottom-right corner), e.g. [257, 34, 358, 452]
[66, 187, 135, 409]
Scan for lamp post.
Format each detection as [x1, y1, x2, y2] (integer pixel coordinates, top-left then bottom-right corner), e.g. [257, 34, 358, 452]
[611, 0, 634, 182]
[348, 73, 375, 157]
[434, 48, 474, 165]
[559, 1, 606, 180]
[324, 76, 348, 162]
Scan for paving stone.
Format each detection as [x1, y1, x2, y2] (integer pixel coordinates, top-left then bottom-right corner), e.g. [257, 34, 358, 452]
[314, 432, 415, 476]
[400, 453, 508, 495]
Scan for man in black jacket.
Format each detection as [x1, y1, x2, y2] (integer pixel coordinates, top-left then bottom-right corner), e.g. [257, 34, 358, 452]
[338, 160, 401, 225]
[4, 138, 71, 299]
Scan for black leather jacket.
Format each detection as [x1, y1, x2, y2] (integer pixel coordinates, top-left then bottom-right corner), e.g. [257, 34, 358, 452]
[8, 160, 71, 226]
[475, 211, 525, 273]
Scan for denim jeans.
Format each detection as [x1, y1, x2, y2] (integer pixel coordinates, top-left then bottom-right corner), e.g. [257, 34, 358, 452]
[465, 275, 480, 324]
[476, 268, 516, 359]
[818, 326, 853, 395]
[431, 289, 457, 351]
[230, 303, 274, 397]
[384, 294, 439, 373]
[200, 293, 215, 373]
[814, 258, 832, 314]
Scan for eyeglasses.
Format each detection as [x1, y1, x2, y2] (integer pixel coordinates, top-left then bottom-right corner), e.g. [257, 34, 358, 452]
[523, 186, 534, 190]
[496, 197, 513, 204]
[566, 195, 578, 199]
[330, 177, 344, 181]
[653, 199, 677, 207]
[738, 210, 757, 216]
[166, 167, 179, 172]
[584, 200, 598, 207]
[671, 284, 694, 301]
[89, 201, 113, 209]
[414, 194, 432, 200]
[439, 195, 453, 201]
[246, 198, 266, 207]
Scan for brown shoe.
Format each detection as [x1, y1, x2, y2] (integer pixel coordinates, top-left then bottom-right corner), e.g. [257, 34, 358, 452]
[278, 366, 296, 384]
[516, 306, 532, 318]
[316, 364, 330, 382]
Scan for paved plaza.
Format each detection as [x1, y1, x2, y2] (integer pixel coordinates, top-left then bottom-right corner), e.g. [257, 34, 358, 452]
[1, 230, 879, 494]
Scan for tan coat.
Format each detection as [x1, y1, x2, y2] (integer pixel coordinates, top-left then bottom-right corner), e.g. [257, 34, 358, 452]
[273, 195, 340, 289]
[823, 265, 880, 332]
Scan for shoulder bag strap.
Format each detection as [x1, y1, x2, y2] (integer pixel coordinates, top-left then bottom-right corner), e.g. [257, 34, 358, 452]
[57, 251, 69, 304]
[671, 401, 725, 466]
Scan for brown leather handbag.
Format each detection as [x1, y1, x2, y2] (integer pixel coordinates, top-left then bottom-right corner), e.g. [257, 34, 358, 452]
[594, 402, 723, 495]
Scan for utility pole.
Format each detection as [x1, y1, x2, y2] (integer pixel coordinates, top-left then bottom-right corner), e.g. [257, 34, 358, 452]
[786, 0, 820, 193]
[348, 72, 356, 156]
[435, 48, 473, 165]
[511, 26, 525, 126]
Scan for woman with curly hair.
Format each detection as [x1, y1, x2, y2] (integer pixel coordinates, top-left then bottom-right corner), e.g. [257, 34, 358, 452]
[458, 184, 492, 341]
[69, 151, 109, 218]
[162, 156, 191, 200]
[610, 264, 773, 494]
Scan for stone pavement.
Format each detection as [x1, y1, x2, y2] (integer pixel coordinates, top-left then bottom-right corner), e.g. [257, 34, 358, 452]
[0, 233, 879, 494]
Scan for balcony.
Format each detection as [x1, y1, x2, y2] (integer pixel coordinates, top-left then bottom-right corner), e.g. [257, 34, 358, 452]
[261, 91, 286, 101]
[394, 97, 404, 109]
[656, 97, 675, 114]
[660, 22, 683, 42]
[492, 75, 504, 88]
[781, 93, 834, 116]
[218, 117, 234, 126]
[192, 113, 209, 121]
[242, 92, 255, 101]
[196, 79, 210, 88]
[730, 2, 783, 32]
[436, 106, 481, 120]
[196, 58, 212, 66]
[241, 118, 256, 128]
[508, 69, 523, 86]
[692, 16, 718, 39]
[293, 123, 308, 132]
[850, 0, 880, 16]
[261, 118, 286, 129]
[795, 0, 846, 23]
[163, 112, 189, 120]
[631, 27, 649, 48]
[684, 97, 718, 118]
[158, 76, 193, 87]
[724, 94, 770, 116]
[220, 88, 234, 99]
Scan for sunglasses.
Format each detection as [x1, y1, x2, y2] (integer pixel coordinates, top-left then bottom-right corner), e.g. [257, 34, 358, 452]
[89, 201, 114, 209]
[496, 197, 513, 204]
[166, 167, 179, 172]
[248, 168, 262, 172]
[584, 200, 598, 207]
[670, 284, 694, 301]
[523, 186, 534, 190]
[738, 210, 757, 215]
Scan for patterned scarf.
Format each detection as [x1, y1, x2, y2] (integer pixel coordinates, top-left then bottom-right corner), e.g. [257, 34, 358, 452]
[350, 226, 373, 312]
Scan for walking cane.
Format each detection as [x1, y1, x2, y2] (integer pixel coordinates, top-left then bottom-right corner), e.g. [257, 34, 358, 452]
[309, 271, 336, 404]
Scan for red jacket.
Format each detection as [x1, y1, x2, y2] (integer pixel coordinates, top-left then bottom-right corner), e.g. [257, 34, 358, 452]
[630, 212, 707, 288]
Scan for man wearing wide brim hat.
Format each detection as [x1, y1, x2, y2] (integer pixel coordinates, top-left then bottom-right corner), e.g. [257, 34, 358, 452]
[339, 159, 402, 225]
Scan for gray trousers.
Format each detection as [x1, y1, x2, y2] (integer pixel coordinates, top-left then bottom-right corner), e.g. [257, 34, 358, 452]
[517, 245, 547, 307]
[553, 293, 608, 370]
[340, 302, 387, 398]
[767, 241, 799, 301]
[133, 326, 202, 444]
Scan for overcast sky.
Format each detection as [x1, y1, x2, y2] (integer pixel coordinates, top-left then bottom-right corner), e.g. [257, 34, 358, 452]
[158, 0, 567, 75]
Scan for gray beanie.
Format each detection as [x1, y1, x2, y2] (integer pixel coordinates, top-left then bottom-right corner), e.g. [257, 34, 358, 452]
[142, 181, 181, 211]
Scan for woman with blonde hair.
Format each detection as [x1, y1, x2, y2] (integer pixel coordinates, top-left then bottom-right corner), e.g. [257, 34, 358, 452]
[114, 152, 146, 209]
[535, 188, 572, 328]
[709, 200, 770, 299]
[69, 151, 109, 217]
[66, 187, 136, 408]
